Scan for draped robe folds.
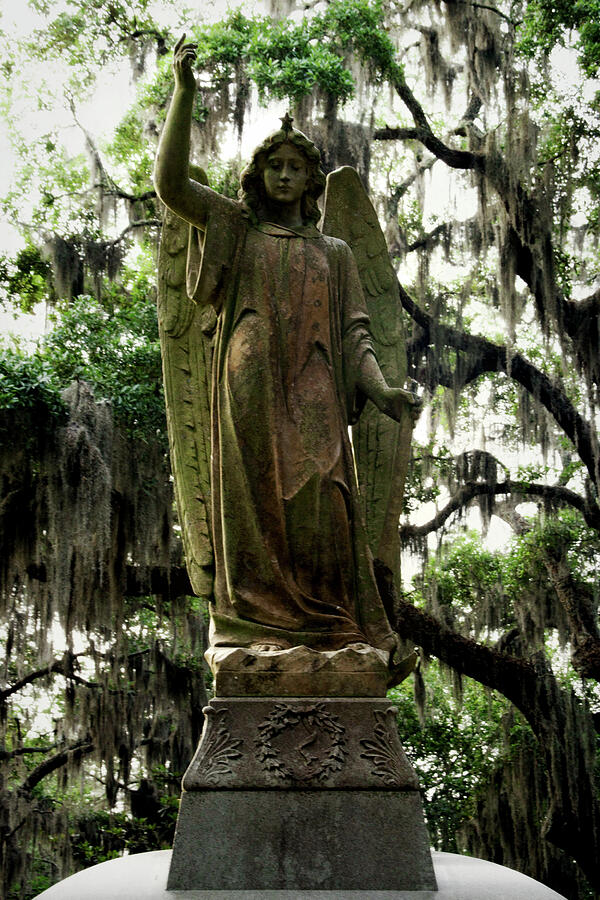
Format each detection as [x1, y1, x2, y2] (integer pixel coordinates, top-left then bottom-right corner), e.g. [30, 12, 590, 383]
[186, 189, 397, 654]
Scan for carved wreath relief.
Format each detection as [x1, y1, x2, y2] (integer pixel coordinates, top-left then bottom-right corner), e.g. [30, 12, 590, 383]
[255, 702, 347, 783]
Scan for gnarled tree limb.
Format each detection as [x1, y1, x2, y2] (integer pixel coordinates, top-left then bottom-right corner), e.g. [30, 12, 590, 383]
[375, 66, 600, 390]
[19, 740, 95, 796]
[375, 562, 600, 887]
[400, 479, 600, 539]
[400, 284, 600, 490]
[0, 653, 85, 702]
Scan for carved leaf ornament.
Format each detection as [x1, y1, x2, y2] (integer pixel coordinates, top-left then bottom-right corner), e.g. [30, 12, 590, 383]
[359, 708, 406, 786]
[195, 707, 243, 784]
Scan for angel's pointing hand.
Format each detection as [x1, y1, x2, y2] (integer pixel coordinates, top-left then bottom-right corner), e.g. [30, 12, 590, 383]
[173, 33, 197, 92]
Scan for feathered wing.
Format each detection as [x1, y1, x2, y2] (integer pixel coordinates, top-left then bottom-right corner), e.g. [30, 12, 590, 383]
[157, 166, 215, 599]
[321, 166, 414, 587]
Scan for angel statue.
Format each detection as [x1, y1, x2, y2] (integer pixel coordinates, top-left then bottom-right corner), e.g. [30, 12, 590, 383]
[154, 36, 420, 678]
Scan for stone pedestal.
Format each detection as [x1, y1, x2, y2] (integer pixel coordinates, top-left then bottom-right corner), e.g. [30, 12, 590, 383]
[167, 695, 436, 891]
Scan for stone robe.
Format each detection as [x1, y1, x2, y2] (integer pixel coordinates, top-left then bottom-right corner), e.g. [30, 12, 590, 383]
[187, 189, 396, 653]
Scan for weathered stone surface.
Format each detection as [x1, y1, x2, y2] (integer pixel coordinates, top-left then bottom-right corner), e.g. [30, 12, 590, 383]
[157, 84, 420, 659]
[181, 697, 418, 791]
[168, 790, 436, 891]
[204, 644, 392, 697]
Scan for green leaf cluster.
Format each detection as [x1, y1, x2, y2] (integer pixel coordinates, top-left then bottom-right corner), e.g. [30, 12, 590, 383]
[191, 0, 399, 105]
[518, 0, 600, 76]
[41, 289, 165, 440]
[71, 804, 176, 868]
[0, 282, 165, 441]
[108, 110, 155, 195]
[0, 345, 66, 422]
[421, 533, 512, 638]
[23, 0, 167, 90]
[391, 664, 509, 851]
[0, 246, 52, 312]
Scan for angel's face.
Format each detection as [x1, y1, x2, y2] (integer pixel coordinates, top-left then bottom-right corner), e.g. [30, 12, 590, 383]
[262, 143, 309, 206]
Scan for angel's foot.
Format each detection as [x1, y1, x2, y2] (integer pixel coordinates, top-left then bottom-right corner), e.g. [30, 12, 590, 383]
[249, 640, 290, 652]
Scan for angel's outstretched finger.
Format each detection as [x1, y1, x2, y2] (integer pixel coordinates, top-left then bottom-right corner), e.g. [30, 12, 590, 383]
[172, 33, 198, 90]
[176, 48, 197, 67]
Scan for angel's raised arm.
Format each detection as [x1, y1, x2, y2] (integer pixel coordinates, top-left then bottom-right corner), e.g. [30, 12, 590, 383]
[154, 34, 212, 229]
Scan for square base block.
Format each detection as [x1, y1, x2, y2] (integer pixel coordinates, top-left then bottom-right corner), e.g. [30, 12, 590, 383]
[167, 789, 437, 891]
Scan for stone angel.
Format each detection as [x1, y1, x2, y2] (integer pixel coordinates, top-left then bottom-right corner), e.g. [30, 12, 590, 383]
[154, 35, 421, 679]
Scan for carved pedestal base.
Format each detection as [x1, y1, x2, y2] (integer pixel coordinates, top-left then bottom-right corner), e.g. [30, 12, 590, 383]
[167, 697, 437, 891]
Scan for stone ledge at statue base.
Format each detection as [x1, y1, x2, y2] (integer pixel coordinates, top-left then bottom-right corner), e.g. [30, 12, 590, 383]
[33, 849, 568, 899]
[168, 790, 435, 891]
[204, 644, 394, 697]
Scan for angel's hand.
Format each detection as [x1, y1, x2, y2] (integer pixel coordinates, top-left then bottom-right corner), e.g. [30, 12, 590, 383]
[380, 386, 423, 424]
[173, 33, 197, 93]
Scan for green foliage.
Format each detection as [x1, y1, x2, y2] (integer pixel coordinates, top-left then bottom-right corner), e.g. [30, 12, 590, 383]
[417, 513, 599, 658]
[403, 440, 453, 513]
[137, 52, 177, 125]
[250, 35, 355, 104]
[189, 0, 399, 106]
[71, 802, 177, 868]
[509, 509, 599, 588]
[108, 110, 155, 195]
[0, 345, 66, 421]
[518, 0, 600, 76]
[0, 246, 52, 312]
[41, 287, 165, 440]
[196, 9, 257, 78]
[316, 0, 402, 83]
[0, 275, 164, 440]
[194, 10, 354, 103]
[421, 533, 513, 637]
[0, 134, 92, 236]
[533, 99, 600, 292]
[23, 0, 168, 91]
[7, 870, 53, 900]
[391, 664, 510, 851]
[205, 159, 243, 200]
[424, 534, 504, 609]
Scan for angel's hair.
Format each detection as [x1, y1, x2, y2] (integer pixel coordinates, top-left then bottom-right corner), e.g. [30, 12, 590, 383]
[239, 126, 326, 225]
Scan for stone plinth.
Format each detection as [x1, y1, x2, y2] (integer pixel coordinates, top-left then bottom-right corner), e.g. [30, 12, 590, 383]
[168, 695, 436, 891]
[168, 789, 434, 891]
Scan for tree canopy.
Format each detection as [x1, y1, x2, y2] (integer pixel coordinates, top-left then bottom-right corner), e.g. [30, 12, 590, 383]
[0, 1, 599, 897]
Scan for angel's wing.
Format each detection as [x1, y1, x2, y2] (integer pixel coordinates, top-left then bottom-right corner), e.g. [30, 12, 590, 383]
[321, 166, 414, 587]
[157, 166, 215, 599]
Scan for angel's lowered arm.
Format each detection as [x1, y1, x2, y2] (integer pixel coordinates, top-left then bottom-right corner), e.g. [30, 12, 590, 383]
[356, 351, 421, 423]
[154, 34, 210, 229]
